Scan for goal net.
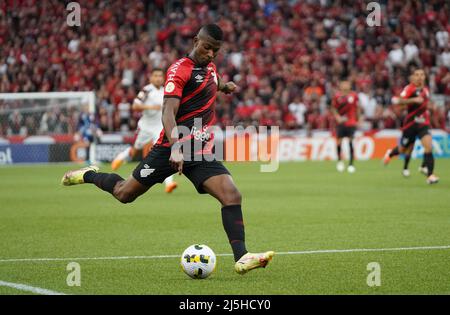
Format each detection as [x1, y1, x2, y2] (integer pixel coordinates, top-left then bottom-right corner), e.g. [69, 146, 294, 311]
[0, 92, 96, 165]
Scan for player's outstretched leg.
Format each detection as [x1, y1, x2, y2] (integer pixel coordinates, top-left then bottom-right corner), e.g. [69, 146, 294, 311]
[336, 138, 345, 172]
[402, 154, 411, 177]
[61, 166, 149, 203]
[383, 146, 400, 165]
[164, 175, 178, 193]
[347, 138, 355, 173]
[61, 165, 100, 186]
[202, 174, 274, 275]
[421, 135, 439, 184]
[418, 159, 428, 176]
[402, 144, 413, 177]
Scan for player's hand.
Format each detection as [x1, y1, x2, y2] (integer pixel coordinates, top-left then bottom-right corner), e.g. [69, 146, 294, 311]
[223, 81, 237, 94]
[336, 116, 346, 124]
[170, 147, 184, 175]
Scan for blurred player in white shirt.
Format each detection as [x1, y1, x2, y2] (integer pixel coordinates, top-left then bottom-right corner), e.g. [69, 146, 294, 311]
[111, 68, 177, 193]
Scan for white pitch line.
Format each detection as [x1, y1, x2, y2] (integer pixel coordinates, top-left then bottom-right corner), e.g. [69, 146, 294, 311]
[0, 280, 66, 295]
[275, 245, 450, 255]
[0, 245, 449, 263]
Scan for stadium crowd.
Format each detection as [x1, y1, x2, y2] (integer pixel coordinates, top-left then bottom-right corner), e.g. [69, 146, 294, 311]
[0, 0, 449, 137]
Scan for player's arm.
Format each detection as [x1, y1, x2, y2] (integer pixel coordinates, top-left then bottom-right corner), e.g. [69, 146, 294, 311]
[132, 90, 162, 111]
[162, 97, 180, 147]
[162, 97, 183, 174]
[163, 62, 189, 173]
[330, 106, 339, 119]
[330, 97, 344, 124]
[394, 96, 424, 106]
[132, 102, 162, 111]
[217, 76, 237, 94]
[393, 87, 424, 107]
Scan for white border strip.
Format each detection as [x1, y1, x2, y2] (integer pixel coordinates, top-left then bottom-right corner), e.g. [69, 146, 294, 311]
[1, 245, 449, 263]
[0, 280, 66, 295]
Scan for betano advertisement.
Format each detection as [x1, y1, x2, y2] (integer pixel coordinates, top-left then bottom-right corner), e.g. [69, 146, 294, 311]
[224, 130, 450, 161]
[0, 131, 449, 164]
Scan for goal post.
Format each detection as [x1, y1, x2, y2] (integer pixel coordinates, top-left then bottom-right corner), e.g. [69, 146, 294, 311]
[0, 91, 97, 165]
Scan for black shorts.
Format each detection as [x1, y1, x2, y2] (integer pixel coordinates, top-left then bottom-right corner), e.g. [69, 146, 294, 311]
[336, 125, 356, 139]
[400, 124, 430, 148]
[132, 146, 231, 194]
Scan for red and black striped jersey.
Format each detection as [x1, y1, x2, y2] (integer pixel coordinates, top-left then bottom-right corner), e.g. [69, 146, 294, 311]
[156, 57, 219, 147]
[399, 83, 430, 130]
[332, 91, 358, 127]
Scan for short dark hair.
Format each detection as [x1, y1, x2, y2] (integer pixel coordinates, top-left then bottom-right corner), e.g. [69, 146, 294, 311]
[199, 24, 223, 41]
[151, 68, 164, 74]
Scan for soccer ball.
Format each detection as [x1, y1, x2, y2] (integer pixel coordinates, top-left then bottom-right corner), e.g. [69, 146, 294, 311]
[181, 244, 216, 279]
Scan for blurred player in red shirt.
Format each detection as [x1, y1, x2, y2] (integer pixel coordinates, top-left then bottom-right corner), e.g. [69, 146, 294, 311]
[331, 80, 359, 173]
[383, 69, 439, 184]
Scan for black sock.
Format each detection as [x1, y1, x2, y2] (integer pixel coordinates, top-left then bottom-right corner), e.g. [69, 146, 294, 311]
[403, 154, 411, 170]
[349, 140, 354, 166]
[423, 152, 434, 176]
[421, 159, 426, 168]
[221, 205, 247, 262]
[83, 171, 124, 195]
[389, 146, 399, 157]
[336, 144, 342, 160]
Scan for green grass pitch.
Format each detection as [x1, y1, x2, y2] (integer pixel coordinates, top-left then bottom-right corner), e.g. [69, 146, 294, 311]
[0, 159, 449, 295]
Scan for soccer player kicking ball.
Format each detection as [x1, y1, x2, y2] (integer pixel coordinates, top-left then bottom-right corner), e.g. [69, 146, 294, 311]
[383, 68, 439, 184]
[61, 24, 274, 275]
[331, 80, 359, 173]
[111, 68, 178, 193]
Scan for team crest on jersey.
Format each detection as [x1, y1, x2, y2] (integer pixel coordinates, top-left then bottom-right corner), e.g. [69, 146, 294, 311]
[348, 96, 354, 103]
[195, 74, 204, 83]
[165, 82, 175, 93]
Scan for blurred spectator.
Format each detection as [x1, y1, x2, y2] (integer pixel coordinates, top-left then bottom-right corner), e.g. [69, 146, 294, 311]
[117, 97, 131, 132]
[39, 111, 58, 134]
[436, 27, 449, 49]
[438, 47, 450, 69]
[7, 110, 24, 136]
[358, 85, 381, 130]
[387, 43, 406, 70]
[288, 96, 307, 129]
[304, 79, 325, 100]
[149, 45, 164, 68]
[404, 40, 420, 65]
[75, 107, 102, 143]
